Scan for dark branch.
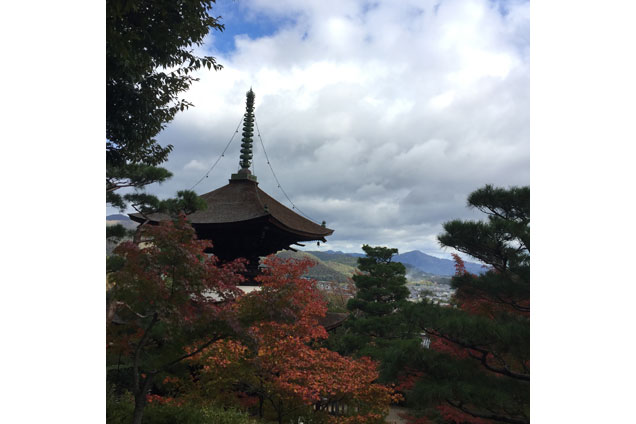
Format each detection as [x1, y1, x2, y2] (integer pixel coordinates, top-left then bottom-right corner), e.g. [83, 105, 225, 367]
[467, 350, 529, 381]
[427, 329, 529, 381]
[159, 334, 225, 370]
[446, 400, 529, 424]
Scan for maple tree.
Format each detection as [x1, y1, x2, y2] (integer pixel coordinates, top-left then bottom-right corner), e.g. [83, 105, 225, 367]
[106, 215, 245, 424]
[392, 185, 530, 424]
[189, 257, 400, 424]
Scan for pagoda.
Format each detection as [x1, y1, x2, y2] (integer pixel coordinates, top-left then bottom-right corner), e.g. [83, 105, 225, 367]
[130, 89, 334, 280]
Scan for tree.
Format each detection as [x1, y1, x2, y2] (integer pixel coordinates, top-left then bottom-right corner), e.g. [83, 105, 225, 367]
[395, 185, 530, 424]
[106, 215, 245, 424]
[189, 257, 401, 424]
[334, 245, 415, 361]
[107, 0, 224, 209]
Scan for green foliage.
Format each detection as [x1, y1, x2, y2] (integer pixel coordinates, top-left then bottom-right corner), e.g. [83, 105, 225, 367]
[323, 261, 357, 278]
[347, 245, 410, 319]
[439, 184, 529, 272]
[107, 223, 130, 240]
[107, 0, 224, 208]
[106, 254, 126, 274]
[107, 385, 134, 424]
[307, 251, 360, 268]
[163, 190, 208, 215]
[107, 386, 256, 424]
[107, 166, 173, 209]
[331, 245, 417, 368]
[145, 404, 254, 424]
[123, 189, 207, 219]
[199, 407, 258, 424]
[107, 190, 128, 211]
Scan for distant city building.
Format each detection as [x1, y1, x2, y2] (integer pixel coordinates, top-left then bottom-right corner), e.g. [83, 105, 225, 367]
[407, 283, 455, 306]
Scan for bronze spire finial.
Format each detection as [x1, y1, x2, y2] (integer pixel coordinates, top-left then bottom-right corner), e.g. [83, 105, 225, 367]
[239, 89, 255, 170]
[231, 89, 258, 182]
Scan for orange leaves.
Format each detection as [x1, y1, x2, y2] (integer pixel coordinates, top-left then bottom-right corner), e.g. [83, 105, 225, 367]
[192, 339, 248, 371]
[162, 376, 179, 385]
[451, 253, 468, 276]
[396, 369, 426, 392]
[189, 257, 398, 422]
[145, 394, 183, 406]
[107, 215, 247, 411]
[109, 215, 244, 326]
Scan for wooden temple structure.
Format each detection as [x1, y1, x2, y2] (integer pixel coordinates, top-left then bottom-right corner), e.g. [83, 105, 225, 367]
[130, 89, 334, 281]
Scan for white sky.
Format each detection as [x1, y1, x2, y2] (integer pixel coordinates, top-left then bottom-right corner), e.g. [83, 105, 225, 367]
[108, 0, 530, 258]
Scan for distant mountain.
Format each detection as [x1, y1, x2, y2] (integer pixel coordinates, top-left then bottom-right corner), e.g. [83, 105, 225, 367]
[307, 251, 359, 267]
[394, 250, 486, 276]
[306, 249, 486, 277]
[107, 214, 131, 221]
[106, 215, 137, 231]
[319, 250, 365, 258]
[275, 251, 353, 283]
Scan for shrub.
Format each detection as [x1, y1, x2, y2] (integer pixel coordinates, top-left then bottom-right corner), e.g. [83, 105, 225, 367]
[106, 386, 256, 424]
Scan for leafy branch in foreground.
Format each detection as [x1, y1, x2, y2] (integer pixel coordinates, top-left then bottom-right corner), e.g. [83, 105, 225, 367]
[107, 0, 225, 210]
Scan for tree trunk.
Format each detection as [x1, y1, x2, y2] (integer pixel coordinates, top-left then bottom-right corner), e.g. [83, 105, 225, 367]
[131, 394, 145, 424]
[132, 374, 154, 424]
[277, 400, 284, 424]
[131, 314, 158, 424]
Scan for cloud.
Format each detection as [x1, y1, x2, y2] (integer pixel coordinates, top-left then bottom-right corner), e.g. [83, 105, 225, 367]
[183, 160, 208, 172]
[110, 0, 529, 258]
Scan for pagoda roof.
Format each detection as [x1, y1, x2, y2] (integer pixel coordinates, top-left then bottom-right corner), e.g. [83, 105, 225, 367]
[130, 89, 333, 248]
[130, 178, 333, 241]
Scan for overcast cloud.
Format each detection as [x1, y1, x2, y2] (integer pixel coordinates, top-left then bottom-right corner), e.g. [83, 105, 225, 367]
[108, 0, 529, 258]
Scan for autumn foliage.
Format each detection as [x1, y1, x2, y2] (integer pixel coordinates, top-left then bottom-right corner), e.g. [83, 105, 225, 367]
[190, 257, 400, 424]
[107, 215, 246, 424]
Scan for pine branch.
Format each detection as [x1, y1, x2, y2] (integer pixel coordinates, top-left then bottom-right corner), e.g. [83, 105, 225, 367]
[466, 349, 529, 381]
[427, 329, 530, 381]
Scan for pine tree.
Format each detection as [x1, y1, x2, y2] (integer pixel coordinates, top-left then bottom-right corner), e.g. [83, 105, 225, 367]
[336, 245, 417, 362]
[394, 185, 530, 424]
